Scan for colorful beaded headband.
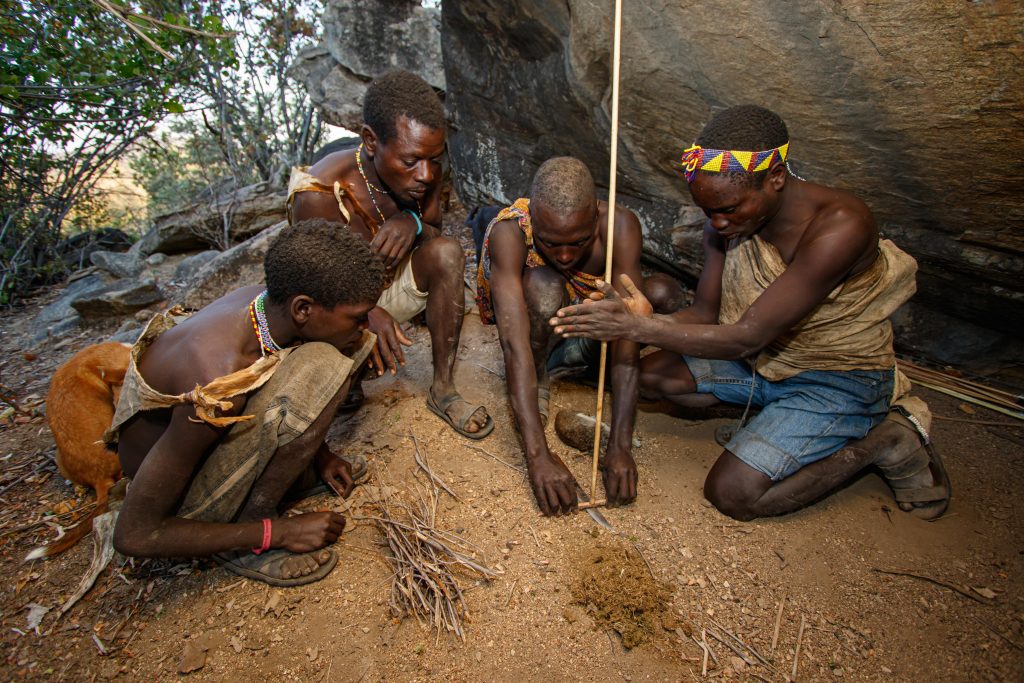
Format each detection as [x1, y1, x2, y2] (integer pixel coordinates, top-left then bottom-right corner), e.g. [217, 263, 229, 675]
[680, 141, 790, 183]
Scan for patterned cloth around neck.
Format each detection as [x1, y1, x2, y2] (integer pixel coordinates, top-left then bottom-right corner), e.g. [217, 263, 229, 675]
[475, 198, 602, 325]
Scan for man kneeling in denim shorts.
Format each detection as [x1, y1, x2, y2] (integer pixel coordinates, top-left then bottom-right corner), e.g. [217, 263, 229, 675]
[549, 106, 950, 521]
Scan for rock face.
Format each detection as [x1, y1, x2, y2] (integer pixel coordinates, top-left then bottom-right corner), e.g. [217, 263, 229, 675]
[30, 272, 115, 344]
[182, 221, 288, 310]
[439, 0, 1024, 364]
[71, 278, 164, 318]
[291, 0, 444, 132]
[137, 182, 287, 256]
[90, 245, 144, 279]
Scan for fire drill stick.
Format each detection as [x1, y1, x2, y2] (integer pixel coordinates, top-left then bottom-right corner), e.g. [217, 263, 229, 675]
[589, 0, 624, 506]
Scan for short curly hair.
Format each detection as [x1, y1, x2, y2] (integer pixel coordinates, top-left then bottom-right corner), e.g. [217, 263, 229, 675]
[363, 70, 445, 143]
[695, 105, 789, 187]
[529, 157, 596, 217]
[264, 219, 384, 309]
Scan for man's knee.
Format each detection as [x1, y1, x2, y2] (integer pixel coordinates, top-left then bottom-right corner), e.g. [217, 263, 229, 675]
[643, 273, 687, 314]
[703, 476, 758, 522]
[638, 350, 697, 399]
[703, 452, 765, 522]
[522, 267, 566, 320]
[420, 235, 465, 273]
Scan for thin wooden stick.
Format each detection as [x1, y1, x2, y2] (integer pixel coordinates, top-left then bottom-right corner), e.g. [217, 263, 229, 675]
[700, 628, 709, 677]
[900, 361, 1021, 402]
[706, 618, 777, 672]
[464, 443, 524, 473]
[590, 0, 625, 501]
[771, 592, 786, 654]
[792, 615, 806, 682]
[907, 380, 1024, 421]
[872, 567, 991, 603]
[932, 414, 1024, 428]
[92, 0, 174, 60]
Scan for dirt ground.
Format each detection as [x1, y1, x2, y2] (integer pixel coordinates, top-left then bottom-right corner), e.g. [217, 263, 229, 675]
[1, 227, 1022, 682]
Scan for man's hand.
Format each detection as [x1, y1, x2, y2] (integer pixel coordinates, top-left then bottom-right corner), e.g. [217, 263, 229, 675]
[367, 306, 414, 376]
[601, 447, 638, 506]
[315, 449, 356, 498]
[370, 212, 418, 269]
[274, 512, 346, 553]
[549, 274, 653, 342]
[528, 453, 579, 516]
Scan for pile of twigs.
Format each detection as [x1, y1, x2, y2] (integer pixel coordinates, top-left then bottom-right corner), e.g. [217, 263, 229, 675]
[900, 359, 1023, 420]
[357, 436, 500, 641]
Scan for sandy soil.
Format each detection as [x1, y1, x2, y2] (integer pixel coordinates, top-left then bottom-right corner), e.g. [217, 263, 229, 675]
[1, 234, 1022, 682]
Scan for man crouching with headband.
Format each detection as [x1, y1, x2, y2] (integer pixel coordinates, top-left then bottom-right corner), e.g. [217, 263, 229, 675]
[549, 105, 950, 522]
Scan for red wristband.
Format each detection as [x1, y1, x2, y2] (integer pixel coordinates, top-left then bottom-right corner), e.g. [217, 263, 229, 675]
[251, 518, 272, 555]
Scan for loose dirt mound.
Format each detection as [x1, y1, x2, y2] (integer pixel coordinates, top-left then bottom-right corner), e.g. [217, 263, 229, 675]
[571, 540, 674, 649]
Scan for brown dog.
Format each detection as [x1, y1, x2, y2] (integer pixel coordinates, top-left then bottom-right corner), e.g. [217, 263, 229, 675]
[27, 342, 130, 560]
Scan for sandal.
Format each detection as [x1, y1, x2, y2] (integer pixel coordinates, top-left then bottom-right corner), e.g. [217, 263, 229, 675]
[426, 392, 494, 440]
[870, 412, 951, 520]
[215, 548, 338, 587]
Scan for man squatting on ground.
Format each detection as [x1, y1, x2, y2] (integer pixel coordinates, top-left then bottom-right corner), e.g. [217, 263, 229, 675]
[288, 70, 493, 440]
[110, 221, 384, 586]
[550, 106, 951, 521]
[476, 157, 684, 515]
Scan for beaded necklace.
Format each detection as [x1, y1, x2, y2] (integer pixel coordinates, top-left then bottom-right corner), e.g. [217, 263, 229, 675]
[356, 143, 387, 224]
[248, 290, 283, 357]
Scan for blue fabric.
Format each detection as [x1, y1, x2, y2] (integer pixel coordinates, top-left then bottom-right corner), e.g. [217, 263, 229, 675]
[548, 337, 600, 371]
[684, 357, 895, 481]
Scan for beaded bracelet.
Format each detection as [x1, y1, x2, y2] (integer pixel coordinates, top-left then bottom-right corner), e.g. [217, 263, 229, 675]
[404, 208, 423, 236]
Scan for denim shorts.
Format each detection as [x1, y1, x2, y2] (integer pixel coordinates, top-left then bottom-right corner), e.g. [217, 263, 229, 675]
[547, 337, 600, 371]
[684, 357, 895, 481]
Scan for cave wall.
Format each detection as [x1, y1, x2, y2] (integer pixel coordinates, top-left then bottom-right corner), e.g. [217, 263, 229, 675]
[291, 0, 443, 132]
[296, 0, 1023, 366]
[441, 1, 1023, 362]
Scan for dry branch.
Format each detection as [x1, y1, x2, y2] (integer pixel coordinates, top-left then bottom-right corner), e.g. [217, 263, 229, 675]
[355, 477, 499, 641]
[872, 567, 991, 604]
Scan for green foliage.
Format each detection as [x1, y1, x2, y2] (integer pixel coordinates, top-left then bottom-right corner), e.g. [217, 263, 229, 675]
[0, 0, 230, 303]
[128, 0, 326, 239]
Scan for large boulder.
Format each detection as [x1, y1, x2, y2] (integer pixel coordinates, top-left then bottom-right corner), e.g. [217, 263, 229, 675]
[138, 182, 288, 256]
[90, 244, 144, 278]
[30, 271, 115, 344]
[440, 0, 1024, 363]
[173, 250, 220, 283]
[70, 277, 164, 318]
[182, 221, 288, 310]
[290, 0, 444, 131]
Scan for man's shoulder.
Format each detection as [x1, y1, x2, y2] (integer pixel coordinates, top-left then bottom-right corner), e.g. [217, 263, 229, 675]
[144, 289, 255, 390]
[806, 183, 875, 238]
[488, 218, 528, 263]
[611, 202, 642, 233]
[307, 148, 357, 183]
